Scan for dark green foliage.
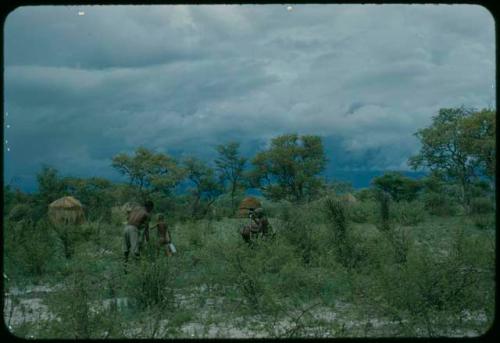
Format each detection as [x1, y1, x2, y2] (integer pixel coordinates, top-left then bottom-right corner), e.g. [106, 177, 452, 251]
[469, 196, 494, 215]
[36, 165, 66, 205]
[63, 177, 114, 221]
[183, 157, 223, 218]
[370, 226, 494, 336]
[372, 172, 422, 202]
[472, 213, 495, 230]
[250, 134, 327, 203]
[215, 142, 247, 213]
[421, 192, 458, 216]
[7, 203, 34, 222]
[376, 190, 391, 231]
[51, 223, 80, 259]
[348, 199, 377, 223]
[324, 198, 359, 269]
[37, 264, 127, 339]
[111, 147, 185, 200]
[390, 200, 426, 226]
[409, 107, 496, 211]
[123, 258, 175, 310]
[4, 219, 55, 278]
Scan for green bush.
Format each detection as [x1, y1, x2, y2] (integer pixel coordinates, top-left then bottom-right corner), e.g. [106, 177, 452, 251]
[472, 213, 495, 230]
[4, 219, 55, 278]
[123, 258, 176, 310]
[323, 198, 362, 269]
[390, 200, 426, 226]
[369, 227, 494, 336]
[469, 197, 494, 215]
[8, 204, 34, 222]
[421, 192, 458, 216]
[37, 264, 126, 339]
[348, 200, 377, 223]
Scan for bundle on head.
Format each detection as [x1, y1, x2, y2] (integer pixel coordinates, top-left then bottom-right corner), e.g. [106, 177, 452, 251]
[238, 197, 262, 218]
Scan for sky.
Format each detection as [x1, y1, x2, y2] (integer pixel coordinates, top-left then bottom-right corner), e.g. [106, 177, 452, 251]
[3, 4, 496, 191]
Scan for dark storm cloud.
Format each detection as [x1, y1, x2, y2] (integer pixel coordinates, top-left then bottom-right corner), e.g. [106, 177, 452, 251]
[3, 4, 495, 190]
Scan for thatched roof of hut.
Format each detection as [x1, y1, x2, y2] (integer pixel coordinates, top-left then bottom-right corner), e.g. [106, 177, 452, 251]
[238, 197, 262, 217]
[48, 196, 85, 225]
[49, 196, 83, 209]
[342, 193, 357, 204]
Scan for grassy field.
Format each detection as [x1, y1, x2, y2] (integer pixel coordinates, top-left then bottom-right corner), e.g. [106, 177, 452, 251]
[3, 197, 495, 338]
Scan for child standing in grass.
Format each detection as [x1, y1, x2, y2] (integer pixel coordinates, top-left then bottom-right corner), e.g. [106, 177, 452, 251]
[150, 214, 172, 257]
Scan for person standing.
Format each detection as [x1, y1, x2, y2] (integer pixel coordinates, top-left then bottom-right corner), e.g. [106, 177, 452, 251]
[150, 214, 173, 257]
[123, 200, 154, 265]
[240, 207, 272, 244]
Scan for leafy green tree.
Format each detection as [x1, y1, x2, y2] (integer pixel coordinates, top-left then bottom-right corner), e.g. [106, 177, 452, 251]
[461, 109, 496, 183]
[249, 134, 327, 203]
[214, 142, 247, 212]
[111, 147, 185, 201]
[63, 177, 113, 221]
[409, 107, 494, 210]
[184, 157, 223, 217]
[36, 165, 66, 203]
[32, 165, 67, 220]
[371, 172, 422, 202]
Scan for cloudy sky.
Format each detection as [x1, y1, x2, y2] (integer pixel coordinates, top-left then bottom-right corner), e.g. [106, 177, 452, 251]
[3, 4, 495, 191]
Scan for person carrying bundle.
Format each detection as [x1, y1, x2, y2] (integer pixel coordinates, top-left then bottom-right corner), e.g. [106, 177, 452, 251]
[240, 207, 272, 244]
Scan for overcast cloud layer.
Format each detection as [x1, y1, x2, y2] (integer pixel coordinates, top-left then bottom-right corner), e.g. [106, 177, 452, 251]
[3, 5, 495, 190]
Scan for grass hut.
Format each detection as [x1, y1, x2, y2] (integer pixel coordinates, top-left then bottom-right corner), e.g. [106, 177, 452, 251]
[342, 193, 358, 204]
[48, 196, 85, 225]
[238, 196, 262, 217]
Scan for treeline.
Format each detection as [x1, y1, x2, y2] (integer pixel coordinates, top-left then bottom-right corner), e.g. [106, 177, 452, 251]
[4, 107, 495, 222]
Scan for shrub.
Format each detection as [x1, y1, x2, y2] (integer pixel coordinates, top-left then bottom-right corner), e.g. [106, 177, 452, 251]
[323, 198, 361, 269]
[348, 200, 377, 223]
[123, 258, 176, 310]
[390, 200, 426, 226]
[369, 227, 494, 336]
[8, 204, 34, 222]
[38, 264, 126, 339]
[5, 219, 55, 278]
[472, 213, 495, 230]
[421, 192, 458, 216]
[356, 188, 377, 201]
[469, 197, 494, 215]
[51, 223, 81, 259]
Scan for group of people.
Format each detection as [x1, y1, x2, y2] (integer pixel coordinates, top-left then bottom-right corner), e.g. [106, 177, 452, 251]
[123, 200, 173, 264]
[122, 200, 273, 266]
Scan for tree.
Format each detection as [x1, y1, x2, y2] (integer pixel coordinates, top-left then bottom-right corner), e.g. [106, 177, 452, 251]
[111, 147, 185, 201]
[409, 107, 495, 211]
[36, 165, 66, 203]
[214, 142, 247, 212]
[371, 172, 422, 202]
[63, 177, 113, 221]
[184, 157, 223, 217]
[461, 109, 496, 184]
[249, 134, 327, 203]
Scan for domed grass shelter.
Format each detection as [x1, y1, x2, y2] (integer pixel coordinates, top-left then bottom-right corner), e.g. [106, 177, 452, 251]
[341, 193, 358, 204]
[238, 196, 262, 217]
[48, 196, 85, 225]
